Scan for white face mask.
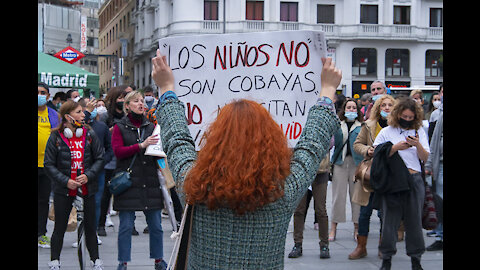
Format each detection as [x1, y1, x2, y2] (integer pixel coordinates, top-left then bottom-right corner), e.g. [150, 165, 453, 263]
[432, 100, 441, 109]
[96, 106, 107, 115]
[144, 96, 154, 103]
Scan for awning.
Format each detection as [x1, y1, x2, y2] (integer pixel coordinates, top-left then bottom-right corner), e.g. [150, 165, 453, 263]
[38, 51, 99, 98]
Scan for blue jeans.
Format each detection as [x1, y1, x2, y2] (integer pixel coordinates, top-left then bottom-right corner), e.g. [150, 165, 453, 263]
[95, 170, 105, 229]
[358, 192, 382, 237]
[118, 210, 164, 262]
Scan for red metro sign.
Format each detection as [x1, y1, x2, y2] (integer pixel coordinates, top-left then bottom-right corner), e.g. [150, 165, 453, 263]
[54, 46, 85, 64]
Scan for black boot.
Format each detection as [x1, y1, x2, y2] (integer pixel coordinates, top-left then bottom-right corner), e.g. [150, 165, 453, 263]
[411, 257, 423, 270]
[288, 243, 302, 258]
[319, 243, 330, 259]
[380, 258, 391, 270]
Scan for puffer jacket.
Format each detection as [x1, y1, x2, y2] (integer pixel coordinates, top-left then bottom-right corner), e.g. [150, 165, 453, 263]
[112, 115, 164, 211]
[44, 127, 104, 197]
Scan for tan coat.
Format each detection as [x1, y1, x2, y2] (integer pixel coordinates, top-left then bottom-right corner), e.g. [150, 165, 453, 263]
[351, 119, 378, 206]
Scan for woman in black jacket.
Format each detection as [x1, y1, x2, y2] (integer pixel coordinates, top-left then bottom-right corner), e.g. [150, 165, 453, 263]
[110, 91, 167, 270]
[44, 100, 105, 269]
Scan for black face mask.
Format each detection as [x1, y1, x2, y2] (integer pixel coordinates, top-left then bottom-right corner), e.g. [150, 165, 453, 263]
[399, 118, 414, 129]
[115, 101, 124, 110]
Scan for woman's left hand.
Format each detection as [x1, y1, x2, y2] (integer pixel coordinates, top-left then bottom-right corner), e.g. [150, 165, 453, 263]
[76, 174, 88, 185]
[405, 134, 419, 147]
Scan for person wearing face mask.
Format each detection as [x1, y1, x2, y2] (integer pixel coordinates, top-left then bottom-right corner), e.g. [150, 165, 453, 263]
[364, 81, 387, 120]
[329, 98, 364, 242]
[111, 91, 167, 270]
[95, 99, 109, 123]
[372, 97, 430, 270]
[349, 94, 396, 260]
[43, 100, 105, 269]
[428, 84, 443, 141]
[38, 82, 61, 249]
[424, 91, 440, 125]
[143, 86, 158, 109]
[66, 89, 81, 102]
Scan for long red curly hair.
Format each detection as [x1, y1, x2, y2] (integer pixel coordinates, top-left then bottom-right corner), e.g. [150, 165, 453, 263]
[183, 99, 292, 215]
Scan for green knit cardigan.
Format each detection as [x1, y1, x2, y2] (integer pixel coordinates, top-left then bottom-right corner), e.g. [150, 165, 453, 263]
[157, 98, 339, 270]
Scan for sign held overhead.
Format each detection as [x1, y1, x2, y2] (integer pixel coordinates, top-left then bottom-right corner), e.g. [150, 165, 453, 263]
[158, 30, 328, 149]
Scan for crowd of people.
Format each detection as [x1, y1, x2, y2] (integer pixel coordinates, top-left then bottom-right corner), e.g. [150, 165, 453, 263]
[38, 52, 443, 270]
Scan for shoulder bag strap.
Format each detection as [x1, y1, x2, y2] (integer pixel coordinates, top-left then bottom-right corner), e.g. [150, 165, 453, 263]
[126, 127, 147, 173]
[332, 131, 352, 164]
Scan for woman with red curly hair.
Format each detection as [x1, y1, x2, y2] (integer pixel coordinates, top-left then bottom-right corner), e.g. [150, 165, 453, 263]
[151, 50, 342, 269]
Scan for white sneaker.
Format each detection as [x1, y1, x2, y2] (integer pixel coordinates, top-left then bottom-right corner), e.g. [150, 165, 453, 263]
[72, 241, 78, 248]
[97, 235, 102, 245]
[105, 215, 114, 227]
[48, 260, 61, 270]
[91, 259, 104, 270]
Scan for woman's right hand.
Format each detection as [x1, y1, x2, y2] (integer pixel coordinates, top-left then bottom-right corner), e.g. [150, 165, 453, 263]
[67, 179, 81, 190]
[139, 134, 159, 149]
[151, 49, 175, 95]
[367, 146, 375, 157]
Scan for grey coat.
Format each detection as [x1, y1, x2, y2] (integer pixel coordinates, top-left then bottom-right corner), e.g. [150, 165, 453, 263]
[425, 105, 443, 182]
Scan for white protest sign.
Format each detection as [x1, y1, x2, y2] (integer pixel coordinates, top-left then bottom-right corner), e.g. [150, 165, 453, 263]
[158, 30, 327, 149]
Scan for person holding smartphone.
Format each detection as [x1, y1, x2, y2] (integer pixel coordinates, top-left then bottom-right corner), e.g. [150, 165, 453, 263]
[372, 96, 430, 270]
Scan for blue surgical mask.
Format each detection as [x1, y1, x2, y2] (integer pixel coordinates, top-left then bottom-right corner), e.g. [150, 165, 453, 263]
[38, 95, 47, 106]
[344, 111, 358, 121]
[372, 94, 384, 102]
[380, 110, 389, 118]
[89, 108, 97, 119]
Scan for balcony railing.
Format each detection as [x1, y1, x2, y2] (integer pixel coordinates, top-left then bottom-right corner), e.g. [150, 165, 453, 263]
[134, 20, 442, 56]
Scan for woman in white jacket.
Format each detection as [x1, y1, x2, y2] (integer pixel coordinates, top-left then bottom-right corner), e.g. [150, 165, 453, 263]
[329, 98, 364, 242]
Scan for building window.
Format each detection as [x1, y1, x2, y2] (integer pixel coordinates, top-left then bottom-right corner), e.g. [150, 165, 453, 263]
[352, 48, 377, 76]
[393, 6, 410, 25]
[246, 1, 264, 20]
[425, 50, 443, 77]
[204, 0, 219, 20]
[360, 5, 378, 24]
[430, 8, 443, 27]
[280, 2, 298, 22]
[317, 4, 334, 24]
[385, 49, 409, 77]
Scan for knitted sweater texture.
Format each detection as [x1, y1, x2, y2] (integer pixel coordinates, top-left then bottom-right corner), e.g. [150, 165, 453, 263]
[157, 99, 340, 270]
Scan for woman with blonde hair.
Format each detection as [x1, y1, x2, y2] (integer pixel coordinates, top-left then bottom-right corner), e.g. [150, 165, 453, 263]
[111, 90, 167, 270]
[151, 50, 342, 269]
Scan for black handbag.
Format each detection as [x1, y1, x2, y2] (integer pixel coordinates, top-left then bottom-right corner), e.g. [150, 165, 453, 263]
[108, 155, 136, 196]
[109, 128, 145, 196]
